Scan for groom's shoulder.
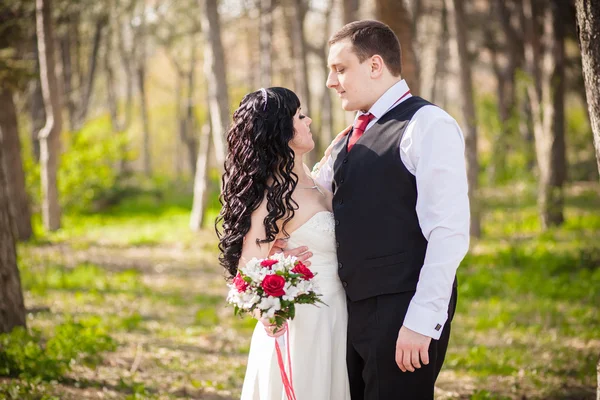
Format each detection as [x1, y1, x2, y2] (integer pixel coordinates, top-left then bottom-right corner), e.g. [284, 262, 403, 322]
[411, 101, 459, 126]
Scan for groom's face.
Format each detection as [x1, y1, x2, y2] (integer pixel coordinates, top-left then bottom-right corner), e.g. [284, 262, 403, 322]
[326, 39, 373, 112]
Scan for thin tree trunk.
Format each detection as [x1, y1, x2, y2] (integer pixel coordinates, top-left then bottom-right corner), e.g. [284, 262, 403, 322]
[136, 7, 151, 177]
[446, 0, 481, 238]
[199, 0, 229, 171]
[184, 42, 199, 176]
[175, 70, 185, 177]
[288, 0, 313, 164]
[0, 143, 27, 333]
[30, 41, 44, 162]
[190, 123, 211, 231]
[138, 64, 151, 176]
[288, 0, 310, 111]
[76, 16, 106, 130]
[375, 0, 420, 95]
[0, 88, 33, 241]
[105, 22, 120, 132]
[59, 28, 76, 131]
[418, 0, 442, 101]
[576, 0, 600, 180]
[342, 0, 360, 23]
[259, 0, 274, 87]
[36, 0, 62, 231]
[432, 1, 449, 107]
[319, 4, 334, 155]
[523, 0, 565, 228]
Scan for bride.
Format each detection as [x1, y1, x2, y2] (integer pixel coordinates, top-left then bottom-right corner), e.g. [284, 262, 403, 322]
[217, 87, 351, 400]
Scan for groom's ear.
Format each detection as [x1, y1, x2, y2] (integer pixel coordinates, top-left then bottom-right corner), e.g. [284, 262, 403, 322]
[369, 55, 385, 79]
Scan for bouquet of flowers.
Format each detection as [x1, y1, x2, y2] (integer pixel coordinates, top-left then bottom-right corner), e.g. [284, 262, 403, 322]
[226, 252, 324, 332]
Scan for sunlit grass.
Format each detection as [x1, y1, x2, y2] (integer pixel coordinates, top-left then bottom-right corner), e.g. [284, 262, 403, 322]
[6, 181, 599, 399]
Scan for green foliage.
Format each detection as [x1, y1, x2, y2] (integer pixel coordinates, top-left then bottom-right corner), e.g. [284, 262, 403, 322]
[0, 380, 58, 400]
[0, 320, 116, 381]
[58, 116, 129, 212]
[566, 101, 599, 181]
[20, 262, 144, 296]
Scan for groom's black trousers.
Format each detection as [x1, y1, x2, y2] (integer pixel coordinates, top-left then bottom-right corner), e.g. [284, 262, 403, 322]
[346, 286, 457, 400]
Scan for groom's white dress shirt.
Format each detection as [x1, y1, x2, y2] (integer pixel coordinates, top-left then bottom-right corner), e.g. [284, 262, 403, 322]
[314, 79, 470, 340]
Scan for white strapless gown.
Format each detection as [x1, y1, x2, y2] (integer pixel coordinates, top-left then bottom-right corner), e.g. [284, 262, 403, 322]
[240, 211, 351, 400]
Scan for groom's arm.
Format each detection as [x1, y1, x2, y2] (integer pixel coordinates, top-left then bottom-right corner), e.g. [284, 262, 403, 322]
[395, 106, 470, 371]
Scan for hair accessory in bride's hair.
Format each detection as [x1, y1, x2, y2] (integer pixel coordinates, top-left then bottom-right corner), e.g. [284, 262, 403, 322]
[260, 88, 268, 111]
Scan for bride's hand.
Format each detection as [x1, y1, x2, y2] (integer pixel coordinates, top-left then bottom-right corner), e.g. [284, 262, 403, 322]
[313, 125, 352, 174]
[254, 310, 288, 338]
[326, 124, 353, 158]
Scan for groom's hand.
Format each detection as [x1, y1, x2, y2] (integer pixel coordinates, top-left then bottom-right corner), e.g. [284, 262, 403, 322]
[269, 239, 313, 267]
[395, 325, 432, 372]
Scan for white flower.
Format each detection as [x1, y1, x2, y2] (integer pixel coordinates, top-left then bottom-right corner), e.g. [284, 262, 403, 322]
[241, 293, 261, 309]
[257, 296, 281, 312]
[282, 282, 300, 301]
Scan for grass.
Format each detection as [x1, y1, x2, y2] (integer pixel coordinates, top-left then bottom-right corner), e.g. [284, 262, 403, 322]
[2, 181, 599, 399]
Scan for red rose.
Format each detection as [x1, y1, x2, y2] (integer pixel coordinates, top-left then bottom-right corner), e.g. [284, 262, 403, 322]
[261, 274, 286, 297]
[292, 262, 314, 280]
[233, 273, 249, 292]
[260, 259, 279, 269]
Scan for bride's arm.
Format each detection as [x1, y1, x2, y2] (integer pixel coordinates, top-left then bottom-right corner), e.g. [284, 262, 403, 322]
[238, 197, 288, 337]
[238, 196, 277, 267]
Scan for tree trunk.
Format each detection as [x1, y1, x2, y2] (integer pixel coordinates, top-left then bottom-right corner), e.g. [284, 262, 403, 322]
[432, 0, 449, 107]
[76, 16, 106, 130]
[0, 143, 27, 334]
[288, 0, 313, 164]
[0, 88, 33, 241]
[30, 40, 45, 162]
[190, 123, 212, 231]
[417, 0, 443, 101]
[259, 0, 274, 87]
[446, 0, 481, 238]
[288, 0, 310, 111]
[105, 20, 120, 132]
[184, 43, 199, 176]
[59, 28, 76, 132]
[486, 0, 521, 184]
[576, 0, 600, 180]
[175, 70, 185, 177]
[138, 64, 151, 176]
[523, 0, 565, 228]
[375, 0, 420, 95]
[199, 0, 229, 172]
[342, 0, 360, 23]
[36, 0, 62, 231]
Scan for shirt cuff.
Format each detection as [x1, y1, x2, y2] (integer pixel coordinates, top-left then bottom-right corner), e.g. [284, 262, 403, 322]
[403, 300, 448, 340]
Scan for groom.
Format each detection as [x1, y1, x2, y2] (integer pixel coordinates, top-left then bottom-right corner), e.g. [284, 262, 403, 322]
[278, 20, 470, 399]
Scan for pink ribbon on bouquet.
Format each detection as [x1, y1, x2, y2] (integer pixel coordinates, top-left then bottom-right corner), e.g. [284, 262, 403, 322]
[274, 328, 297, 400]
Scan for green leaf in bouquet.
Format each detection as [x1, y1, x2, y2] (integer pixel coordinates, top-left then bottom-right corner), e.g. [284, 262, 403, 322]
[288, 303, 296, 319]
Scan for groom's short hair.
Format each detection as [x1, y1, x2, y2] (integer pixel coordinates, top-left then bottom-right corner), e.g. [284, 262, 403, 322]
[329, 20, 402, 77]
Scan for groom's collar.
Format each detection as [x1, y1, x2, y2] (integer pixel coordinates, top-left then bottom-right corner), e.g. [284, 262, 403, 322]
[357, 79, 412, 120]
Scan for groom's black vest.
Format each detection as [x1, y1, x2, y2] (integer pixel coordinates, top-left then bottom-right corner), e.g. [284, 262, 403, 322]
[331, 96, 432, 302]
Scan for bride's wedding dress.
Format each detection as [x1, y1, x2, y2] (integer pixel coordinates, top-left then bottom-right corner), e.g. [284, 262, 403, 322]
[240, 211, 351, 400]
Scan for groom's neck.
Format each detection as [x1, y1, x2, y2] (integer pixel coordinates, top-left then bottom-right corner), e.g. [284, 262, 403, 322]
[361, 76, 403, 112]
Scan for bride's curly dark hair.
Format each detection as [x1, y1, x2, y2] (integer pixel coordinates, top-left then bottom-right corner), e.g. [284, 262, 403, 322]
[216, 87, 301, 277]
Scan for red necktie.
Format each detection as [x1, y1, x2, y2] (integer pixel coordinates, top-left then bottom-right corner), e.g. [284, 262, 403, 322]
[347, 113, 375, 151]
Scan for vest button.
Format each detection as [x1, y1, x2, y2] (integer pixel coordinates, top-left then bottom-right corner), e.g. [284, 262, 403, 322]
[338, 262, 343, 269]
[342, 281, 348, 287]
[343, 159, 348, 164]
[336, 241, 340, 248]
[335, 219, 340, 226]
[339, 199, 344, 205]
[340, 179, 345, 184]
